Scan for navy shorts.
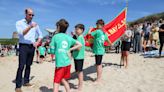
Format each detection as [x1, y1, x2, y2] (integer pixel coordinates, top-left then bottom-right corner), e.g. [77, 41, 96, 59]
[95, 55, 103, 65]
[74, 59, 84, 72]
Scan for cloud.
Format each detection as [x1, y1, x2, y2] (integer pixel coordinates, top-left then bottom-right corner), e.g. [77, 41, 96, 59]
[139, 11, 151, 16]
[28, 0, 61, 8]
[35, 7, 53, 13]
[59, 0, 78, 5]
[86, 0, 127, 6]
[130, 11, 151, 16]
[0, 19, 15, 26]
[0, 0, 8, 6]
[0, 7, 6, 11]
[127, 10, 152, 21]
[28, 0, 46, 5]
[0, 0, 9, 11]
[27, 0, 129, 7]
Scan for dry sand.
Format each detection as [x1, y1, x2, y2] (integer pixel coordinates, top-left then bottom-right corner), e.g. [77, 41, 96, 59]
[0, 51, 164, 92]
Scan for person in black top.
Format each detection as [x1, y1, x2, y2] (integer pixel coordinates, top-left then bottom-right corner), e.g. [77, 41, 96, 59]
[159, 24, 164, 57]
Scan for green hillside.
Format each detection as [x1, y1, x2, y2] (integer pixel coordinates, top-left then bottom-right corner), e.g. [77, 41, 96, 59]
[129, 12, 164, 26]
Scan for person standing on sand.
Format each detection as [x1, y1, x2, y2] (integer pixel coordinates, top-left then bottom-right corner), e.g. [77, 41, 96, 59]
[72, 24, 85, 91]
[158, 23, 164, 57]
[88, 19, 109, 84]
[143, 23, 151, 52]
[121, 26, 132, 69]
[133, 24, 142, 53]
[15, 8, 43, 92]
[50, 19, 82, 92]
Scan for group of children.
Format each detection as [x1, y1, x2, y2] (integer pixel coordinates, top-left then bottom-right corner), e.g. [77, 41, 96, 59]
[35, 39, 54, 63]
[33, 18, 132, 92]
[48, 19, 109, 92]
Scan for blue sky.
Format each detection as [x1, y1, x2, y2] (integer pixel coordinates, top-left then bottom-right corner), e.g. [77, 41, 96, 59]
[0, 0, 164, 38]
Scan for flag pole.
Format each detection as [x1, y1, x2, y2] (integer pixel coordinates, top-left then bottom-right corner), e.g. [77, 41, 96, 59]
[125, 0, 128, 30]
[126, 0, 128, 8]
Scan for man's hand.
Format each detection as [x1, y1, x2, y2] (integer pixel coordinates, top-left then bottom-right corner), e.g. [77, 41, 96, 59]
[30, 22, 37, 28]
[23, 22, 37, 35]
[33, 42, 39, 48]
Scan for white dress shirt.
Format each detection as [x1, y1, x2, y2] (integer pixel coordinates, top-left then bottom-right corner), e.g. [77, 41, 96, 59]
[16, 19, 43, 44]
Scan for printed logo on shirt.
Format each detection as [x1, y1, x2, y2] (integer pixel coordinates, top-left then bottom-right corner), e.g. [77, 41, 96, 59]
[101, 36, 105, 41]
[99, 35, 105, 43]
[62, 41, 68, 49]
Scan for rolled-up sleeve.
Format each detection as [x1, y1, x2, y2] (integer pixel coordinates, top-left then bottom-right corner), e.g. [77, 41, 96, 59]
[91, 30, 97, 37]
[36, 25, 43, 39]
[16, 21, 23, 35]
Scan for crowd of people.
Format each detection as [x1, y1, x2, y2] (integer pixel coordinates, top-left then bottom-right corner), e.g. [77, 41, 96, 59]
[112, 20, 164, 69]
[114, 19, 164, 54]
[131, 20, 163, 53]
[0, 44, 16, 57]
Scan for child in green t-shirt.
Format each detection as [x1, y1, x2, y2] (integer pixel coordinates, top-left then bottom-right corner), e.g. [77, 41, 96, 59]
[38, 43, 46, 63]
[72, 24, 85, 91]
[88, 19, 109, 84]
[50, 19, 82, 92]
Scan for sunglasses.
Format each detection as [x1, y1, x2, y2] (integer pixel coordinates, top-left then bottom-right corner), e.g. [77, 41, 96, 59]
[27, 14, 34, 17]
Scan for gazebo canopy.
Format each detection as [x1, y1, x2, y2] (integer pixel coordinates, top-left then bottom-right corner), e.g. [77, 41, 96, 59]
[45, 28, 56, 33]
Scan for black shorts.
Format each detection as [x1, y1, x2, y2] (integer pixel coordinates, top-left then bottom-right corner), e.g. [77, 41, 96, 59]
[159, 36, 164, 44]
[144, 34, 149, 41]
[40, 55, 44, 58]
[121, 41, 131, 51]
[74, 59, 84, 72]
[95, 55, 103, 65]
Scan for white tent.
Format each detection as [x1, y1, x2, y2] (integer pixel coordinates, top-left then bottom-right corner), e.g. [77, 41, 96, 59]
[45, 28, 56, 33]
[45, 28, 57, 38]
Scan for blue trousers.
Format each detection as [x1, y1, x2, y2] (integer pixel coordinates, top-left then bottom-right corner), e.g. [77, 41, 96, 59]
[16, 43, 35, 88]
[133, 36, 141, 53]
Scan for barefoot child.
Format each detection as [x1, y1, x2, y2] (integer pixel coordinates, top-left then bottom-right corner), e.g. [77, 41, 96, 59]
[50, 19, 82, 92]
[38, 42, 46, 63]
[72, 24, 85, 91]
[35, 42, 42, 63]
[88, 19, 109, 83]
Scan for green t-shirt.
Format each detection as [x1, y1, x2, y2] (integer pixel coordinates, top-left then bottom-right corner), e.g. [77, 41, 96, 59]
[50, 33, 76, 67]
[47, 48, 51, 54]
[38, 46, 46, 55]
[91, 29, 108, 55]
[73, 35, 85, 59]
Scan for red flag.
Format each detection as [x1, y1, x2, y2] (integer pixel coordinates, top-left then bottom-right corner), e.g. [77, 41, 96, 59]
[84, 8, 127, 47]
[103, 8, 127, 43]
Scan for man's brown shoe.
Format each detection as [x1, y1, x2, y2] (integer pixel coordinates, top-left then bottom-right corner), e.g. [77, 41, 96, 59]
[15, 88, 22, 92]
[23, 83, 33, 87]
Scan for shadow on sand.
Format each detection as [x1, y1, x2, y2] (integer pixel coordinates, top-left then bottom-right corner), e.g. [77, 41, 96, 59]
[39, 86, 53, 92]
[68, 61, 122, 89]
[12, 76, 35, 84]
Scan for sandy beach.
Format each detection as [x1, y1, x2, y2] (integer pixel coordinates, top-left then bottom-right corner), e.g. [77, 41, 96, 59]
[0, 51, 164, 92]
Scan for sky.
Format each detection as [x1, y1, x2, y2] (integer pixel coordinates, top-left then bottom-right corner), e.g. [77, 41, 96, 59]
[0, 0, 164, 38]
